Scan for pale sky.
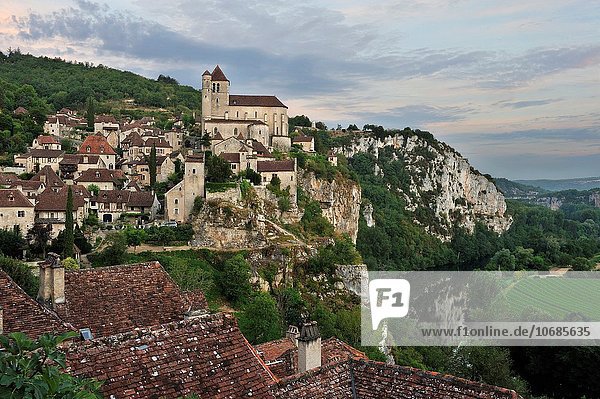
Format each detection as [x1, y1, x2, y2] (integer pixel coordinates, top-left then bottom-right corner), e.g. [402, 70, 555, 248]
[1, 0, 599, 179]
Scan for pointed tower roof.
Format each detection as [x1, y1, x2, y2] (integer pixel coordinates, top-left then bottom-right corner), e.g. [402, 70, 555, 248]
[202, 70, 211, 76]
[211, 65, 229, 82]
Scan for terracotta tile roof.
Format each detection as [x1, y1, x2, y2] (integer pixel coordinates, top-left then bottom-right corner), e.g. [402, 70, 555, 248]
[128, 191, 156, 208]
[272, 359, 522, 399]
[186, 153, 205, 163]
[211, 65, 229, 82]
[229, 94, 287, 108]
[144, 137, 172, 148]
[94, 115, 118, 124]
[256, 337, 368, 379]
[14, 106, 28, 115]
[0, 172, 19, 186]
[123, 180, 142, 192]
[10, 180, 43, 191]
[257, 159, 295, 173]
[66, 313, 275, 399]
[54, 261, 207, 338]
[31, 165, 65, 189]
[34, 185, 90, 212]
[36, 135, 60, 145]
[220, 152, 241, 163]
[122, 131, 144, 147]
[202, 69, 211, 76]
[78, 134, 117, 155]
[28, 148, 65, 158]
[75, 168, 123, 184]
[59, 154, 101, 165]
[0, 270, 69, 338]
[0, 189, 34, 208]
[292, 135, 314, 143]
[94, 190, 130, 204]
[212, 131, 225, 140]
[252, 140, 272, 157]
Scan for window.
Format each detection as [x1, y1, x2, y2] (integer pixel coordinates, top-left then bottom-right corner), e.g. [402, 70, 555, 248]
[174, 198, 179, 205]
[264, 113, 268, 122]
[212, 83, 216, 93]
[86, 145, 91, 153]
[216, 83, 220, 92]
[225, 111, 229, 120]
[17, 211, 25, 217]
[174, 208, 179, 215]
[192, 168, 196, 174]
[232, 164, 237, 170]
[214, 127, 218, 134]
[254, 111, 258, 118]
[234, 128, 238, 135]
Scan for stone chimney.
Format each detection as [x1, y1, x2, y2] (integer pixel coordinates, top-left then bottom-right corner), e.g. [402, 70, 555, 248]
[37, 252, 65, 307]
[297, 321, 321, 373]
[286, 325, 299, 347]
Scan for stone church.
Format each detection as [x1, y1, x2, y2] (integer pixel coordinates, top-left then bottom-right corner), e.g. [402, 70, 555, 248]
[201, 66, 291, 150]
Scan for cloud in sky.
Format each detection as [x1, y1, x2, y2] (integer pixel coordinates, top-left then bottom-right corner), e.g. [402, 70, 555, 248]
[2, 0, 600, 178]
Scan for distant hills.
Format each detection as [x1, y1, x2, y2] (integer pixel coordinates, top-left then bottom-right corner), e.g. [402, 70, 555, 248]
[0, 50, 200, 111]
[515, 177, 600, 192]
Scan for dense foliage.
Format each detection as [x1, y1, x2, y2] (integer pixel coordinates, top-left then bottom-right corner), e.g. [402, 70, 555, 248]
[0, 51, 199, 110]
[0, 255, 38, 297]
[0, 332, 102, 398]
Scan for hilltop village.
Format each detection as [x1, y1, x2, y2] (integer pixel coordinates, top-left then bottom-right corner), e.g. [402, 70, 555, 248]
[0, 66, 523, 398]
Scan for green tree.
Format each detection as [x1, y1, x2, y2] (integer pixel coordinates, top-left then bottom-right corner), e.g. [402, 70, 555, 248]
[124, 227, 146, 251]
[0, 227, 27, 259]
[238, 292, 282, 344]
[26, 224, 52, 259]
[86, 96, 95, 131]
[87, 184, 99, 196]
[0, 256, 38, 297]
[0, 331, 102, 398]
[149, 144, 157, 188]
[205, 153, 232, 183]
[219, 254, 252, 304]
[277, 287, 306, 327]
[62, 257, 79, 270]
[92, 232, 127, 267]
[63, 186, 75, 259]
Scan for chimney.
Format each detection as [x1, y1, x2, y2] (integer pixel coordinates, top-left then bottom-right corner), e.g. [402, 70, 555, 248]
[286, 325, 299, 347]
[297, 321, 321, 373]
[37, 252, 65, 307]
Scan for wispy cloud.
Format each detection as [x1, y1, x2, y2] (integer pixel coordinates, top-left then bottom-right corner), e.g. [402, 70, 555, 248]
[497, 99, 562, 109]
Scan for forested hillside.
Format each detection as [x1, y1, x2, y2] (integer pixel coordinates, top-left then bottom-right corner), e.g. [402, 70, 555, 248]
[0, 50, 200, 110]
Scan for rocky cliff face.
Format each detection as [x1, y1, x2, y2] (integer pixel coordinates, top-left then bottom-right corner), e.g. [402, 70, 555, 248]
[335, 132, 512, 240]
[299, 171, 361, 243]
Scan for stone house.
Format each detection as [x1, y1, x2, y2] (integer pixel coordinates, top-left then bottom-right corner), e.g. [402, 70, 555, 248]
[163, 129, 184, 152]
[257, 159, 297, 202]
[0, 189, 35, 232]
[32, 135, 62, 150]
[9, 179, 45, 204]
[165, 154, 204, 223]
[92, 190, 160, 223]
[14, 149, 65, 173]
[58, 154, 107, 181]
[121, 156, 175, 187]
[78, 134, 117, 170]
[30, 165, 65, 193]
[34, 185, 91, 237]
[292, 135, 315, 152]
[74, 168, 124, 191]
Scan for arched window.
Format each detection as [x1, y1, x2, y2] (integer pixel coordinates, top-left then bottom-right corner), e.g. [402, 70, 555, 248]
[213, 127, 218, 134]
[264, 113, 268, 122]
[212, 83, 216, 93]
[234, 128, 238, 135]
[217, 83, 220, 92]
[224, 111, 229, 120]
[174, 198, 179, 205]
[86, 145, 91, 153]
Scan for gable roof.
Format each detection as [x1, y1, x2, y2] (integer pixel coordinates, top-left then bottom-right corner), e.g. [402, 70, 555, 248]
[252, 140, 272, 157]
[59, 154, 101, 166]
[220, 152, 241, 163]
[93, 190, 156, 208]
[35, 135, 60, 145]
[257, 159, 295, 173]
[28, 148, 65, 158]
[66, 313, 275, 399]
[34, 185, 90, 212]
[292, 135, 314, 143]
[78, 134, 116, 155]
[75, 168, 123, 184]
[0, 270, 69, 338]
[0, 172, 19, 186]
[94, 115, 118, 124]
[230, 95, 287, 108]
[144, 137, 172, 148]
[10, 180, 44, 191]
[31, 165, 65, 189]
[53, 261, 207, 338]
[272, 359, 522, 399]
[211, 65, 229, 82]
[0, 189, 34, 208]
[122, 131, 144, 147]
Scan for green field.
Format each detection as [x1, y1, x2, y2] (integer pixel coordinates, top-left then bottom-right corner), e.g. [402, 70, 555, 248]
[498, 277, 600, 320]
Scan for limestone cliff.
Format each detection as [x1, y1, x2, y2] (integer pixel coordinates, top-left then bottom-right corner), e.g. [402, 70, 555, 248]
[334, 131, 512, 240]
[299, 171, 361, 243]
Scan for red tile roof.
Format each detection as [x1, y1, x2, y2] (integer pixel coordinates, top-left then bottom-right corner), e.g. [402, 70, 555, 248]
[66, 313, 276, 399]
[0, 189, 33, 208]
[53, 261, 207, 338]
[0, 172, 19, 186]
[94, 115, 118, 124]
[230, 95, 287, 108]
[31, 165, 65, 189]
[211, 65, 229, 82]
[122, 131, 144, 147]
[94, 190, 156, 208]
[36, 135, 60, 145]
[257, 159, 295, 172]
[74, 168, 123, 184]
[0, 270, 69, 338]
[144, 137, 172, 148]
[59, 154, 101, 165]
[13, 106, 28, 115]
[292, 135, 314, 143]
[28, 149, 65, 158]
[34, 185, 90, 212]
[272, 359, 522, 399]
[10, 180, 43, 191]
[220, 152, 241, 163]
[252, 140, 272, 157]
[78, 134, 117, 155]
